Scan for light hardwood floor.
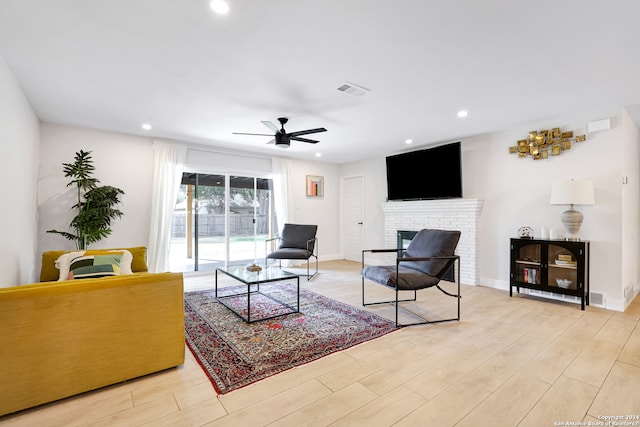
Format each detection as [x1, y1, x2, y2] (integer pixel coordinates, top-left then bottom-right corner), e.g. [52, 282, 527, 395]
[2, 260, 640, 426]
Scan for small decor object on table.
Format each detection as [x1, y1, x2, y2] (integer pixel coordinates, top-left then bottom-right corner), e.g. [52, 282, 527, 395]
[518, 226, 534, 239]
[306, 175, 324, 197]
[540, 227, 549, 239]
[245, 263, 262, 272]
[549, 179, 595, 241]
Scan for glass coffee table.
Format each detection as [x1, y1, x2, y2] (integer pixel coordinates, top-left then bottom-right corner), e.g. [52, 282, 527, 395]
[215, 265, 300, 323]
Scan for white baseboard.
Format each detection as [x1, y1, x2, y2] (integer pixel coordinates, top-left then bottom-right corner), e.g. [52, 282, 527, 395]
[606, 297, 626, 312]
[286, 253, 342, 267]
[479, 277, 509, 291]
[317, 253, 341, 263]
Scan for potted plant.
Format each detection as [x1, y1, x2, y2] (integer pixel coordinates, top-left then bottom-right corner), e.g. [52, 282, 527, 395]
[47, 150, 125, 250]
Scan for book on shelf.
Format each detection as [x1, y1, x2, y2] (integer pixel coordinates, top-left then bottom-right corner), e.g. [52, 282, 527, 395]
[523, 267, 536, 284]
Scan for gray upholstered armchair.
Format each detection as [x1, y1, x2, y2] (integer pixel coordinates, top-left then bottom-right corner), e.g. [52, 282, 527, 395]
[361, 228, 461, 327]
[265, 223, 318, 280]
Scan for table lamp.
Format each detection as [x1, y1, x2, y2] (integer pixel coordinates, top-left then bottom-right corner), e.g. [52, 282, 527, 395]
[549, 179, 595, 241]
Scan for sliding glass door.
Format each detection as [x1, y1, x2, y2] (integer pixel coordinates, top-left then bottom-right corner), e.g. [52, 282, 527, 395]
[169, 172, 274, 272]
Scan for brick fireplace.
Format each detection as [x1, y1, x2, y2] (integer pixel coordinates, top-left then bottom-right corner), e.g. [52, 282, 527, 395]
[381, 198, 484, 285]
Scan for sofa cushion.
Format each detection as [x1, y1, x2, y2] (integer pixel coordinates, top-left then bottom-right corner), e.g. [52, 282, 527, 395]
[126, 246, 149, 273]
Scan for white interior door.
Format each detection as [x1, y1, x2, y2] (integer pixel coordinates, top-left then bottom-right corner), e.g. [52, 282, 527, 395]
[343, 175, 364, 262]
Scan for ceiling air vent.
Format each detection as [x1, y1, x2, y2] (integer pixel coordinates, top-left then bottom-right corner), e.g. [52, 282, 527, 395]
[337, 81, 371, 97]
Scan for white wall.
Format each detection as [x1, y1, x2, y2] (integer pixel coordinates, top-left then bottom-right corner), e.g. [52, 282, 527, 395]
[38, 124, 155, 259]
[0, 56, 40, 286]
[287, 159, 341, 260]
[340, 108, 636, 310]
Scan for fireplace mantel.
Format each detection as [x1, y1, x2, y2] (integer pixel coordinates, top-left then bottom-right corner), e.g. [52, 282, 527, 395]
[381, 198, 484, 285]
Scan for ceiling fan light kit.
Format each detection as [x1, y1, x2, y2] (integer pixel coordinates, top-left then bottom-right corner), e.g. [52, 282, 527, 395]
[233, 117, 327, 148]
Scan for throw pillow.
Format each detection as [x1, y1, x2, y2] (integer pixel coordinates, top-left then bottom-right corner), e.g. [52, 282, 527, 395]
[67, 254, 122, 280]
[55, 249, 133, 281]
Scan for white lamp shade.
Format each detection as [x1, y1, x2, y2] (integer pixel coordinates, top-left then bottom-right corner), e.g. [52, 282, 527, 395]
[550, 180, 595, 205]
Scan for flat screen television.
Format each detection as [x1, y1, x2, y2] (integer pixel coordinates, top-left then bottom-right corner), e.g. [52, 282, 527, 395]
[386, 142, 462, 201]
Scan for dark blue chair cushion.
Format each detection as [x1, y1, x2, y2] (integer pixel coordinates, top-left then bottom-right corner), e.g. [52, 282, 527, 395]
[267, 248, 311, 260]
[361, 265, 441, 290]
[402, 229, 460, 277]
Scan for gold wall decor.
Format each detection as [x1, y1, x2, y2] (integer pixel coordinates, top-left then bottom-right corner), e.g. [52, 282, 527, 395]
[509, 127, 586, 160]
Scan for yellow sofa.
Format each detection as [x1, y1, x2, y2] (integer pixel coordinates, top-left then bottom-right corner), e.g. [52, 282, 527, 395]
[0, 247, 185, 416]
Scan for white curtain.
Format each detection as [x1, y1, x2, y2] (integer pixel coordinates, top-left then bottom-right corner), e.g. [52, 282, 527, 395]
[271, 157, 294, 230]
[271, 157, 295, 267]
[147, 141, 187, 273]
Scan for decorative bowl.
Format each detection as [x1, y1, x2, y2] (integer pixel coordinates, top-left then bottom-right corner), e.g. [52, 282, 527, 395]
[518, 226, 534, 239]
[245, 263, 262, 272]
[556, 278, 572, 289]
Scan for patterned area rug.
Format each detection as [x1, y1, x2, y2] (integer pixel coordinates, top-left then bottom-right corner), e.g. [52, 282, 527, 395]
[184, 283, 398, 394]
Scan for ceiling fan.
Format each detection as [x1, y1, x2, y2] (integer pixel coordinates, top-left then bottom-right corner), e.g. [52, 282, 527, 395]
[233, 117, 327, 148]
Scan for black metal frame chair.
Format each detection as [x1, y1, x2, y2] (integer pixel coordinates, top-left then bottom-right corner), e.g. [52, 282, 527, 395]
[265, 223, 318, 280]
[361, 229, 461, 327]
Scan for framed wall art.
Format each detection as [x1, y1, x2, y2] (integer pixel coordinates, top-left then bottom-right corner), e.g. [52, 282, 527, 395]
[306, 175, 324, 197]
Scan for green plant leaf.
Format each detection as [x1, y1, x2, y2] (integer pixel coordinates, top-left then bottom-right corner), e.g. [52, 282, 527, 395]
[48, 150, 125, 249]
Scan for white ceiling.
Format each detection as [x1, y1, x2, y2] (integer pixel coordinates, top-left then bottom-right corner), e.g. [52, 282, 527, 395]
[1, 0, 640, 164]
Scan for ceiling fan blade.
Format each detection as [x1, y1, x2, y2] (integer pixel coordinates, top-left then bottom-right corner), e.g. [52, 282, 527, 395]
[261, 121, 279, 133]
[232, 132, 274, 137]
[291, 136, 319, 144]
[289, 127, 327, 137]
[266, 139, 275, 144]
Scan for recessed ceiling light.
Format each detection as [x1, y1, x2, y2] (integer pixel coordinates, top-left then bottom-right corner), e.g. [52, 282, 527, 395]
[210, 0, 229, 14]
[141, 123, 152, 130]
[457, 110, 468, 118]
[405, 139, 413, 144]
[315, 152, 322, 157]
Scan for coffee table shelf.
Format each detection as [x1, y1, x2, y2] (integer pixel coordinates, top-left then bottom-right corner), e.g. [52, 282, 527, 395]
[215, 265, 300, 323]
